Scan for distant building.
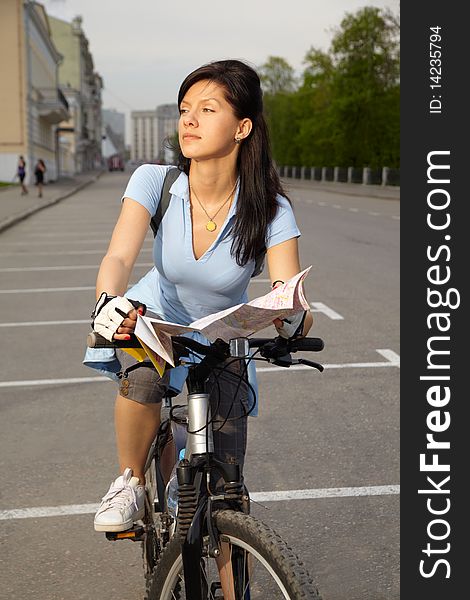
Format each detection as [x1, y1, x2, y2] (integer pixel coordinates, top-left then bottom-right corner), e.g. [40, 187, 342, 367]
[131, 110, 157, 162]
[131, 104, 179, 163]
[49, 15, 103, 176]
[102, 109, 126, 159]
[0, 0, 69, 183]
[156, 104, 179, 164]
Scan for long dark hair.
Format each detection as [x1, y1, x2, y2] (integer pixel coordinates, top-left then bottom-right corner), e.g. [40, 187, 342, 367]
[177, 59, 289, 267]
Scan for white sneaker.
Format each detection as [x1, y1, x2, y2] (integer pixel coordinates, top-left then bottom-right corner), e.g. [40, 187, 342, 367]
[94, 467, 145, 532]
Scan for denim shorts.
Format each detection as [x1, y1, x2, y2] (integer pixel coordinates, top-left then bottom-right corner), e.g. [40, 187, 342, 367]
[116, 349, 251, 478]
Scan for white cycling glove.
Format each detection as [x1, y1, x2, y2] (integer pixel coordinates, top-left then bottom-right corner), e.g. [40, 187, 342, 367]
[91, 293, 141, 342]
[275, 310, 307, 340]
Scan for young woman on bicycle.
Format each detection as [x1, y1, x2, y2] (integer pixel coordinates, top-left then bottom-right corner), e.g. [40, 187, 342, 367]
[91, 59, 313, 533]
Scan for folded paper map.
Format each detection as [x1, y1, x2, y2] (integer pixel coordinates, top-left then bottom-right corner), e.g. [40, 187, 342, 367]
[134, 266, 311, 376]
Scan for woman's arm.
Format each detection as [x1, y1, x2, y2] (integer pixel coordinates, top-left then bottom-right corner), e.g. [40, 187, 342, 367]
[96, 198, 151, 298]
[266, 237, 313, 336]
[94, 198, 151, 340]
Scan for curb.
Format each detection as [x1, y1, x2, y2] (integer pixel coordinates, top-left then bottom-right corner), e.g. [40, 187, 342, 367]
[0, 171, 104, 234]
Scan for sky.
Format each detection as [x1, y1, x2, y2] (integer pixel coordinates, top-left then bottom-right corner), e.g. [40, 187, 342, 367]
[42, 0, 400, 143]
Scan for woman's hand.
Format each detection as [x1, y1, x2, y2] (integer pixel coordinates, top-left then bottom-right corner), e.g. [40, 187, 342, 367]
[91, 293, 146, 342]
[273, 310, 313, 339]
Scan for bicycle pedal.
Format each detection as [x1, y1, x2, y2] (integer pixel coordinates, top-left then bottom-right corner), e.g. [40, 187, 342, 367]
[105, 525, 145, 542]
[210, 582, 223, 597]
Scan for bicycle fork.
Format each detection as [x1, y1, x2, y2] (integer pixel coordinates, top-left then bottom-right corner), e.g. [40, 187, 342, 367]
[178, 391, 246, 599]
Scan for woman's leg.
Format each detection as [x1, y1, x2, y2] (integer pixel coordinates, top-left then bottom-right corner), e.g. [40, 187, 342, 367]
[114, 393, 161, 484]
[94, 353, 170, 532]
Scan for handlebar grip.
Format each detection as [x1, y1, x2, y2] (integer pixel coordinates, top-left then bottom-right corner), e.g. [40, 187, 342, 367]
[86, 332, 140, 349]
[291, 337, 324, 352]
[87, 332, 113, 348]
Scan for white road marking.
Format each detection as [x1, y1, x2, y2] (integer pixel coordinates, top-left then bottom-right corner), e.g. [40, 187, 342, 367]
[310, 302, 344, 320]
[0, 286, 96, 294]
[349, 208, 359, 212]
[0, 300, 342, 326]
[332, 204, 342, 209]
[0, 248, 152, 257]
[0, 319, 89, 327]
[368, 212, 381, 216]
[392, 216, 400, 220]
[0, 282, 268, 294]
[0, 350, 400, 388]
[0, 485, 400, 521]
[376, 348, 400, 366]
[0, 238, 153, 247]
[0, 263, 153, 273]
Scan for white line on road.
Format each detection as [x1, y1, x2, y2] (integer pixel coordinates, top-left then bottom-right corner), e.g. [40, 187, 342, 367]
[0, 350, 400, 388]
[0, 286, 96, 294]
[0, 281, 270, 294]
[0, 248, 152, 257]
[376, 348, 400, 366]
[0, 319, 89, 327]
[0, 263, 153, 273]
[310, 302, 344, 320]
[0, 239, 152, 247]
[0, 484, 400, 521]
[0, 301, 341, 327]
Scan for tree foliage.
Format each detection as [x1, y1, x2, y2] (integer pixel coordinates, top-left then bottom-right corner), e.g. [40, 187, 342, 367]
[259, 6, 400, 168]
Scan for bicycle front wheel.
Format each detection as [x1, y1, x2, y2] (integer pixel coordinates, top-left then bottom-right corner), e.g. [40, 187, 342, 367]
[147, 509, 322, 600]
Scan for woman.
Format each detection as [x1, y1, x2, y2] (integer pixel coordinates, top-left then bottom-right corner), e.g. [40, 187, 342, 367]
[34, 159, 46, 198]
[17, 156, 28, 195]
[92, 59, 313, 532]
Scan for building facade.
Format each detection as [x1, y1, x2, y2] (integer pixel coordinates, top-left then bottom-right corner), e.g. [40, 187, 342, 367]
[131, 104, 179, 163]
[102, 108, 126, 159]
[131, 110, 157, 162]
[49, 15, 103, 176]
[0, 0, 69, 183]
[156, 104, 179, 164]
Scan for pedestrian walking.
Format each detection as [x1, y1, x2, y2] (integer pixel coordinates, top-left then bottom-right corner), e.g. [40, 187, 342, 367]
[17, 156, 28, 195]
[34, 159, 46, 198]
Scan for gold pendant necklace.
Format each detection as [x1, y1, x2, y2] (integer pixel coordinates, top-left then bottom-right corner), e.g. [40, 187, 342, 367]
[191, 181, 237, 232]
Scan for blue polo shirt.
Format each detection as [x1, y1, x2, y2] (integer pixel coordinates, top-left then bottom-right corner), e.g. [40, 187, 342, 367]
[84, 164, 301, 415]
[123, 164, 301, 323]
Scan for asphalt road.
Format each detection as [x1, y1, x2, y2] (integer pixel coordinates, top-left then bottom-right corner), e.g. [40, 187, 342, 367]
[0, 172, 399, 600]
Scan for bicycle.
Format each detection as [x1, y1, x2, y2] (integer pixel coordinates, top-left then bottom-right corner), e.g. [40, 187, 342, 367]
[87, 330, 325, 599]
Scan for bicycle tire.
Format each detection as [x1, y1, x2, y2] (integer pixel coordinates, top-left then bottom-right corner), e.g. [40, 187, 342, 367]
[146, 509, 322, 600]
[141, 455, 161, 595]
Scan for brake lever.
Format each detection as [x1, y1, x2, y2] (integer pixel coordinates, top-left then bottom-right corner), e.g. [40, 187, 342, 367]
[295, 358, 324, 372]
[269, 354, 293, 368]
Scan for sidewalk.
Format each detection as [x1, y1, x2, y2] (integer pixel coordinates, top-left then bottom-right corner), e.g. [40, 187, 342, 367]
[281, 177, 400, 200]
[0, 170, 103, 233]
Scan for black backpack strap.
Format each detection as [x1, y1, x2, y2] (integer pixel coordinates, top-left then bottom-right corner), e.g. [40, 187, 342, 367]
[150, 167, 180, 237]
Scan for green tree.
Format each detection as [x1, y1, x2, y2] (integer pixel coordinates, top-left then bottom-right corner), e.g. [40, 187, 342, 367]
[258, 56, 296, 95]
[259, 56, 299, 165]
[260, 7, 400, 169]
[326, 6, 400, 167]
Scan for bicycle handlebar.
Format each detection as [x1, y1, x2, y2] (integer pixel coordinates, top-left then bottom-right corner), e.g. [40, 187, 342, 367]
[87, 331, 324, 354]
